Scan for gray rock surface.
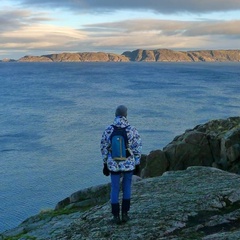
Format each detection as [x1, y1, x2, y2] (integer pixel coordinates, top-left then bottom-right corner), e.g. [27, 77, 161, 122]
[2, 167, 240, 239]
[142, 117, 240, 178]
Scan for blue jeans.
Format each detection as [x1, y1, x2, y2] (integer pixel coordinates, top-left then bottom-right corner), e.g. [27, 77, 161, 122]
[110, 171, 133, 204]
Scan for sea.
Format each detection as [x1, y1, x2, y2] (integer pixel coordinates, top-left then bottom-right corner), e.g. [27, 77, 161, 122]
[0, 62, 240, 232]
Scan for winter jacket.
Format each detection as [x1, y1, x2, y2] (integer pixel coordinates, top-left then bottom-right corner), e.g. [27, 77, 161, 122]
[100, 116, 142, 172]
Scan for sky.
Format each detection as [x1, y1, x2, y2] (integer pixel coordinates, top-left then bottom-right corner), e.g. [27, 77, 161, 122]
[1, 0, 240, 60]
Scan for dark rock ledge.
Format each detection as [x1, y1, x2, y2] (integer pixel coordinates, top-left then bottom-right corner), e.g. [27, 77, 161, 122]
[1, 116, 240, 240]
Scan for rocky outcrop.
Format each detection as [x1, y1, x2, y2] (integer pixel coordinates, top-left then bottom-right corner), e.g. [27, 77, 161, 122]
[141, 116, 240, 178]
[122, 49, 240, 62]
[2, 116, 240, 239]
[55, 183, 111, 211]
[18, 52, 129, 62]
[2, 167, 240, 239]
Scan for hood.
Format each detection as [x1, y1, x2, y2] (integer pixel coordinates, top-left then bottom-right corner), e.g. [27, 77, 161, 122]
[112, 116, 129, 128]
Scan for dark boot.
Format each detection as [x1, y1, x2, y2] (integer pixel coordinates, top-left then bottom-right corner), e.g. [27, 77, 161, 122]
[122, 199, 130, 223]
[111, 203, 121, 225]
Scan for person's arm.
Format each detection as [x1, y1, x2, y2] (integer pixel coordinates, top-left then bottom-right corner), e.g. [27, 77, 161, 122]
[100, 126, 113, 163]
[130, 127, 142, 165]
[100, 127, 111, 176]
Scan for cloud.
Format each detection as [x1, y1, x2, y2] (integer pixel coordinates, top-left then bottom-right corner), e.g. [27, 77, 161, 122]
[1, 24, 86, 50]
[184, 20, 240, 36]
[78, 18, 240, 51]
[18, 0, 240, 14]
[0, 9, 52, 31]
[0, 9, 86, 58]
[84, 19, 240, 37]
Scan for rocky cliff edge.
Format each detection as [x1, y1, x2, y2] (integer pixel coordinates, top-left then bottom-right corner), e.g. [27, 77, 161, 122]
[1, 116, 240, 239]
[2, 167, 240, 239]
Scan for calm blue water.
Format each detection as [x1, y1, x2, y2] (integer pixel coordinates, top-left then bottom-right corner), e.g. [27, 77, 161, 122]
[0, 62, 240, 232]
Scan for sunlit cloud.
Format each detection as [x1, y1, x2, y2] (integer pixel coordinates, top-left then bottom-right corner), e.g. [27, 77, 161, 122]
[81, 19, 240, 51]
[84, 19, 240, 36]
[1, 24, 86, 49]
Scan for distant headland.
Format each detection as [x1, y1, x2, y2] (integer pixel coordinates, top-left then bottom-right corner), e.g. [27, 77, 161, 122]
[1, 49, 240, 62]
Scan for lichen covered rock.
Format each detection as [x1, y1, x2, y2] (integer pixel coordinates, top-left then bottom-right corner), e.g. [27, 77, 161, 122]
[3, 167, 240, 239]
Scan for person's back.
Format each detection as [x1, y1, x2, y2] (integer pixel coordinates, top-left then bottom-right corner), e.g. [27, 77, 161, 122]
[100, 105, 142, 224]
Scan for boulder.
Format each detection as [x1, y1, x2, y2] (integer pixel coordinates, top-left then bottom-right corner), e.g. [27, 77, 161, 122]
[164, 131, 214, 170]
[55, 183, 111, 210]
[141, 150, 169, 177]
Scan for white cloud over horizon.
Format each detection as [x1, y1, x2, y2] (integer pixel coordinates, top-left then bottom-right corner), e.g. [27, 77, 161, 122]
[0, 0, 240, 59]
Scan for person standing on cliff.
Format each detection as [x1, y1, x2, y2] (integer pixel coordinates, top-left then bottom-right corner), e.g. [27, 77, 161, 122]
[100, 105, 142, 224]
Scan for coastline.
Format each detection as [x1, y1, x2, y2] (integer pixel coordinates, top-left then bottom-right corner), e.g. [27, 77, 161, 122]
[1, 48, 240, 62]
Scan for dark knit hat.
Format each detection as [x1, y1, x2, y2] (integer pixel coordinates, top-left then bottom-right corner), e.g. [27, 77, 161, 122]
[115, 105, 127, 117]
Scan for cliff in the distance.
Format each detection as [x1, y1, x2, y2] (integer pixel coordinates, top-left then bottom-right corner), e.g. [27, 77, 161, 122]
[18, 52, 129, 62]
[122, 49, 240, 62]
[3, 49, 240, 62]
